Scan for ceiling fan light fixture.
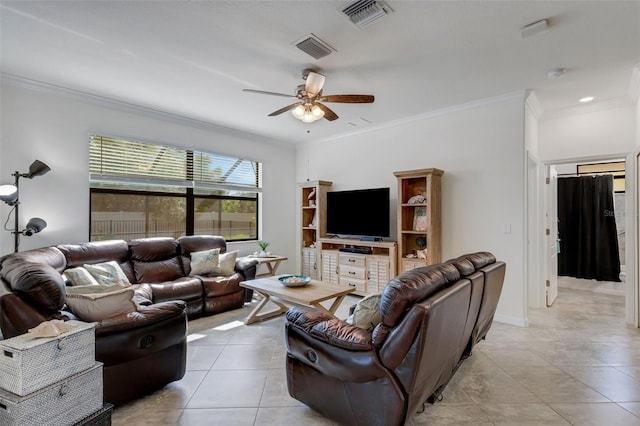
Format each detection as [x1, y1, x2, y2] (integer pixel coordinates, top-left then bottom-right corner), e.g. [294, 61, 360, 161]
[312, 105, 325, 119]
[292, 105, 305, 119]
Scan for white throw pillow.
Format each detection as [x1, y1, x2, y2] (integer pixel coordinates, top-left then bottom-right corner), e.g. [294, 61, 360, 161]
[65, 284, 137, 322]
[218, 250, 238, 275]
[347, 293, 382, 331]
[189, 248, 221, 276]
[63, 267, 100, 286]
[83, 261, 131, 287]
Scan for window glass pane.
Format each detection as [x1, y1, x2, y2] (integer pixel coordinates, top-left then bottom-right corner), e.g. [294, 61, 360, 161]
[91, 192, 186, 241]
[194, 197, 257, 240]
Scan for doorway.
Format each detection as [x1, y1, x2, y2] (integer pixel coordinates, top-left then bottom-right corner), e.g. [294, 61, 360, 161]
[544, 158, 628, 316]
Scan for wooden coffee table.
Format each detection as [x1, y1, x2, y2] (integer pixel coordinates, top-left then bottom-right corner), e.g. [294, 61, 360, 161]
[240, 276, 355, 324]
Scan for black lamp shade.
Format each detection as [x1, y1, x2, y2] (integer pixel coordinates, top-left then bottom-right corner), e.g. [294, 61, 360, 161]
[23, 217, 47, 236]
[25, 160, 50, 179]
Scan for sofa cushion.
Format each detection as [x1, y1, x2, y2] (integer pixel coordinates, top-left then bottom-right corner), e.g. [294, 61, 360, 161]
[189, 248, 221, 276]
[65, 284, 138, 322]
[379, 263, 460, 328]
[57, 240, 135, 283]
[64, 267, 100, 286]
[84, 261, 132, 286]
[129, 237, 184, 283]
[150, 277, 204, 303]
[178, 235, 227, 275]
[200, 273, 243, 298]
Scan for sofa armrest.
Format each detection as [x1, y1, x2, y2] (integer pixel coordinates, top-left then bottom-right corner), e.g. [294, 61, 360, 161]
[95, 300, 187, 336]
[285, 307, 388, 383]
[235, 257, 258, 280]
[0, 293, 48, 338]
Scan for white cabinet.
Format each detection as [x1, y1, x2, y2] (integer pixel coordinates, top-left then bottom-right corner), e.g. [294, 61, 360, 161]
[302, 247, 319, 279]
[317, 238, 396, 296]
[321, 250, 339, 284]
[366, 255, 390, 294]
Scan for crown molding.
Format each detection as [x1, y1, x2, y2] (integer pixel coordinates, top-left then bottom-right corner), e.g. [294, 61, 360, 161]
[539, 96, 634, 121]
[1, 73, 293, 148]
[317, 90, 527, 144]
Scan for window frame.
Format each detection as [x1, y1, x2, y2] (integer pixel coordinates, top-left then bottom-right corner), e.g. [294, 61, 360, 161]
[89, 135, 261, 242]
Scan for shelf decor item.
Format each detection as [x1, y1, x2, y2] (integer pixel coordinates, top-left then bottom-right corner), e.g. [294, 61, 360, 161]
[413, 207, 427, 231]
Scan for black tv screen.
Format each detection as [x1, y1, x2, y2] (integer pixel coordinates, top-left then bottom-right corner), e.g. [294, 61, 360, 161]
[326, 187, 390, 238]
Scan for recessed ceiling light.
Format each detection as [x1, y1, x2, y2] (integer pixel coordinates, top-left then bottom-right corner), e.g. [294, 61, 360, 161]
[579, 96, 595, 103]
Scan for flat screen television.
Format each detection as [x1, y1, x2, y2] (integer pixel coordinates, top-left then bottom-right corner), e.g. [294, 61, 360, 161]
[326, 187, 390, 239]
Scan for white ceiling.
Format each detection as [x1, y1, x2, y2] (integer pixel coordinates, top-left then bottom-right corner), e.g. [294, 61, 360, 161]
[1, 1, 639, 144]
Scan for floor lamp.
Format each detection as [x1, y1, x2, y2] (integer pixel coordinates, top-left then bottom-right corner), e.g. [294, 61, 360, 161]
[0, 159, 50, 252]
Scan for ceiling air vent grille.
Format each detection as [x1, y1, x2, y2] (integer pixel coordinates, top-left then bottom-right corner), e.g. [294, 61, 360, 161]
[341, 0, 393, 28]
[294, 34, 335, 60]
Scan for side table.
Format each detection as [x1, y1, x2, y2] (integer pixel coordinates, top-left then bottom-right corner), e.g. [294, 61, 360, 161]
[248, 255, 288, 278]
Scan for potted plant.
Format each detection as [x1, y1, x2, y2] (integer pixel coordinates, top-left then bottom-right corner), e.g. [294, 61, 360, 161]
[257, 240, 270, 256]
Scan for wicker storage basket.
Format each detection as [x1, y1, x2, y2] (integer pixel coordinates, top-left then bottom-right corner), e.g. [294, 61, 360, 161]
[0, 362, 103, 426]
[0, 320, 96, 396]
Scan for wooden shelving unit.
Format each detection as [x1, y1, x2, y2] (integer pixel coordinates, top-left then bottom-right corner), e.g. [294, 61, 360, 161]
[299, 180, 332, 279]
[394, 168, 443, 274]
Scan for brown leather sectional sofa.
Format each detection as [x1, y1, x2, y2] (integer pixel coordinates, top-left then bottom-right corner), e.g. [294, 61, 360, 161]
[0, 235, 258, 405]
[284, 252, 505, 426]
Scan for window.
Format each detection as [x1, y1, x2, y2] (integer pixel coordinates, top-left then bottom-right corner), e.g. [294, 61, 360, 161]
[89, 135, 261, 242]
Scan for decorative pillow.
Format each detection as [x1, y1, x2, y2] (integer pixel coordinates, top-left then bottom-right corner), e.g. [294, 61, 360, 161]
[63, 267, 99, 287]
[83, 261, 131, 287]
[65, 284, 137, 322]
[189, 248, 221, 276]
[347, 293, 382, 331]
[218, 250, 238, 275]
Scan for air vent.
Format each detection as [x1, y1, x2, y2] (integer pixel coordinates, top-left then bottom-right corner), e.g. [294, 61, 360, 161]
[340, 0, 393, 28]
[294, 34, 336, 60]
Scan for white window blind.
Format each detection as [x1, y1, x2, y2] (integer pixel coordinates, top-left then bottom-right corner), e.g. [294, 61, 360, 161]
[89, 135, 262, 191]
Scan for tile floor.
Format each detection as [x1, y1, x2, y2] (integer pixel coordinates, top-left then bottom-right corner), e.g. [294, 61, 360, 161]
[112, 287, 640, 425]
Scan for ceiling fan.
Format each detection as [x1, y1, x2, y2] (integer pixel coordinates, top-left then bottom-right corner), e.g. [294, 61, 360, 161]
[243, 69, 374, 123]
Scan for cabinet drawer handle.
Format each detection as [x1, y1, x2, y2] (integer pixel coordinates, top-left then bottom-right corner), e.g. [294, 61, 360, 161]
[348, 271, 356, 275]
[348, 283, 356, 287]
[348, 259, 356, 263]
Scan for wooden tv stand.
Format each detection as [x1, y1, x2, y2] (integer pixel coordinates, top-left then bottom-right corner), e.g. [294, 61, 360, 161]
[317, 238, 397, 296]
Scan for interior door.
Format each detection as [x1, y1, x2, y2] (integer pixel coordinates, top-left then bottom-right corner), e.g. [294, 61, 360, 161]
[546, 166, 559, 306]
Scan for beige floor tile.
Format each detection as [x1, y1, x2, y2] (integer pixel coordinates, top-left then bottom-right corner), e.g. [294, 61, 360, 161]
[178, 408, 258, 425]
[186, 369, 268, 408]
[550, 402, 640, 426]
[112, 287, 640, 425]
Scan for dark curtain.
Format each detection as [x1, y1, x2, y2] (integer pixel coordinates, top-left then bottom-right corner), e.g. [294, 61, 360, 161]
[558, 175, 620, 282]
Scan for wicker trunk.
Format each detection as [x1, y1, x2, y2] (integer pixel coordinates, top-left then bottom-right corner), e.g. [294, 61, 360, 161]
[0, 362, 103, 426]
[0, 321, 96, 396]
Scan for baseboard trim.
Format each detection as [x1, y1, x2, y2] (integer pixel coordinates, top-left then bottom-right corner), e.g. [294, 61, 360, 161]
[493, 313, 528, 328]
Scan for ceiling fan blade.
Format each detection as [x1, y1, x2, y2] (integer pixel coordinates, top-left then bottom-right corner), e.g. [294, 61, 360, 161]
[319, 94, 374, 103]
[268, 102, 301, 116]
[305, 72, 326, 96]
[243, 89, 297, 99]
[315, 102, 338, 121]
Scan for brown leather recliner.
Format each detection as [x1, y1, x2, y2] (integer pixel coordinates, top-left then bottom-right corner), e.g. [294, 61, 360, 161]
[284, 253, 505, 426]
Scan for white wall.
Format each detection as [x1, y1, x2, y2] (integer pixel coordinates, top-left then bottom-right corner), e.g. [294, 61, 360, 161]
[298, 93, 528, 326]
[0, 81, 298, 268]
[538, 103, 636, 162]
